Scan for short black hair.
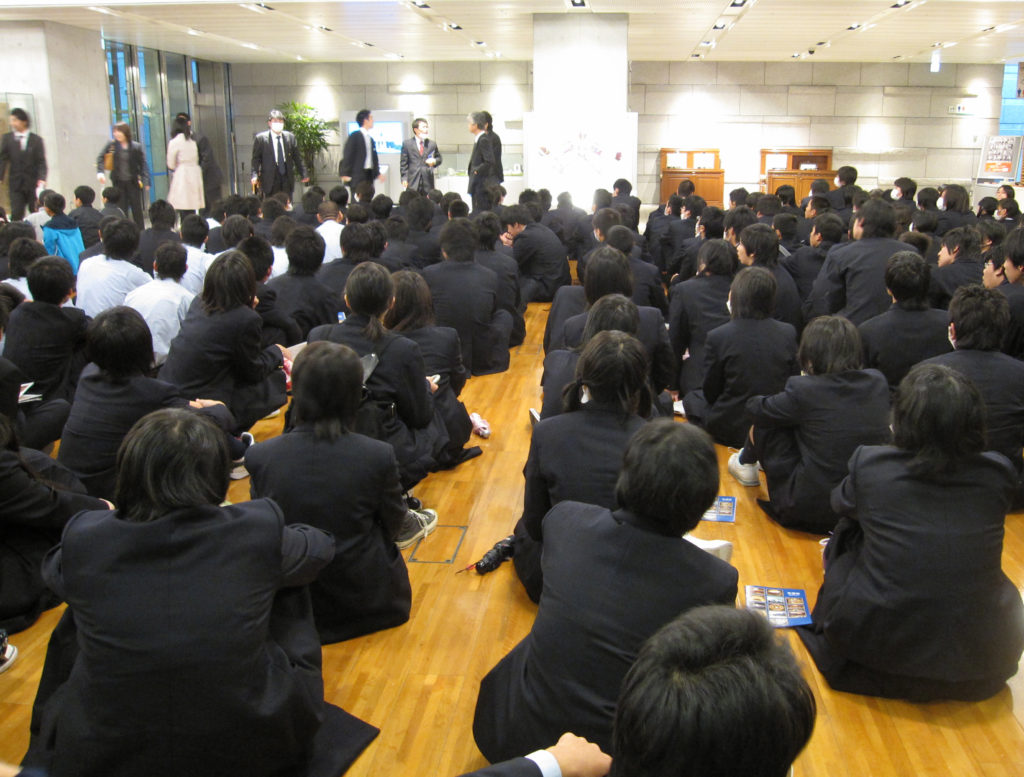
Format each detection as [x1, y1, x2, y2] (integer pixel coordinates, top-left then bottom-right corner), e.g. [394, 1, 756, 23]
[0, 222, 36, 256]
[885, 251, 930, 310]
[976, 196, 999, 218]
[584, 246, 633, 305]
[699, 207, 725, 240]
[43, 192, 65, 214]
[999, 198, 1021, 220]
[1004, 228, 1024, 271]
[592, 207, 621, 238]
[291, 341, 364, 440]
[757, 194, 781, 216]
[154, 241, 187, 281]
[605, 225, 635, 256]
[354, 182, 375, 204]
[27, 256, 75, 304]
[667, 195, 683, 217]
[9, 108, 29, 125]
[911, 208, 938, 234]
[676, 179, 695, 197]
[473, 211, 501, 249]
[260, 198, 286, 223]
[86, 306, 154, 380]
[440, 218, 476, 263]
[582, 293, 639, 344]
[593, 189, 613, 210]
[772, 212, 798, 241]
[941, 226, 982, 261]
[304, 189, 326, 213]
[893, 363, 986, 480]
[836, 165, 858, 186]
[941, 184, 971, 214]
[8, 237, 47, 278]
[615, 420, 719, 535]
[101, 219, 141, 261]
[810, 178, 829, 195]
[613, 178, 632, 195]
[269, 215, 296, 248]
[697, 239, 738, 277]
[236, 235, 273, 281]
[730, 266, 776, 320]
[148, 199, 176, 230]
[813, 212, 845, 244]
[501, 204, 532, 229]
[340, 222, 374, 262]
[385, 215, 410, 243]
[775, 184, 797, 207]
[917, 187, 939, 211]
[180, 214, 209, 247]
[366, 220, 387, 257]
[856, 199, 897, 239]
[949, 284, 1009, 351]
[807, 195, 831, 215]
[564, 330, 650, 418]
[448, 200, 470, 219]
[115, 409, 230, 523]
[201, 249, 256, 313]
[355, 108, 372, 127]
[739, 223, 780, 268]
[729, 187, 749, 207]
[894, 176, 917, 198]
[370, 194, 393, 221]
[284, 225, 325, 275]
[682, 195, 706, 219]
[406, 197, 435, 231]
[723, 206, 756, 240]
[221, 214, 254, 247]
[798, 315, 863, 375]
[74, 185, 96, 206]
[611, 605, 815, 777]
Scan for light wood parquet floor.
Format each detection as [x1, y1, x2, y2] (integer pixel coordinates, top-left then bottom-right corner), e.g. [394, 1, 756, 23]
[1, 300, 1022, 776]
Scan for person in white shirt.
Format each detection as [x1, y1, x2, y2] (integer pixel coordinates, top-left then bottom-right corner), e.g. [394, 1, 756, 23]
[23, 189, 54, 242]
[315, 201, 345, 263]
[125, 242, 195, 364]
[270, 214, 297, 278]
[179, 213, 215, 295]
[76, 219, 151, 317]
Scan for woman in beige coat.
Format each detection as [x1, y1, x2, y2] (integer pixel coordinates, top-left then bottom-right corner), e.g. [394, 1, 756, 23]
[166, 115, 204, 216]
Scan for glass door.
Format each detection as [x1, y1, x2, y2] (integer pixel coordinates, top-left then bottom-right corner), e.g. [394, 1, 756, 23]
[137, 46, 167, 201]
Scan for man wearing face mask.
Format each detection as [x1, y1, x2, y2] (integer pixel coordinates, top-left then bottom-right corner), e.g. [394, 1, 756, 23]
[890, 176, 917, 210]
[827, 165, 858, 213]
[400, 118, 442, 195]
[251, 109, 307, 198]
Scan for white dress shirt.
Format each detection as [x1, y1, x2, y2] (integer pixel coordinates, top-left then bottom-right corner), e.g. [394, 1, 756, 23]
[76, 254, 151, 317]
[316, 220, 345, 262]
[125, 278, 195, 364]
[181, 244, 215, 295]
[271, 245, 290, 278]
[361, 128, 373, 169]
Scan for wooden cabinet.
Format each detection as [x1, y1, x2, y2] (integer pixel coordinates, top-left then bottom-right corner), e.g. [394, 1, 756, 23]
[659, 148, 724, 207]
[760, 148, 835, 202]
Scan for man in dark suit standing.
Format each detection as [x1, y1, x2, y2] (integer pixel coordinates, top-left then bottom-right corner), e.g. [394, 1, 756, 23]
[250, 109, 306, 198]
[400, 118, 442, 195]
[0, 109, 47, 221]
[339, 109, 382, 201]
[468, 111, 500, 213]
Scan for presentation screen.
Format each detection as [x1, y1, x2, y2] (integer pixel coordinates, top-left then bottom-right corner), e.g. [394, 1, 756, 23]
[346, 121, 404, 154]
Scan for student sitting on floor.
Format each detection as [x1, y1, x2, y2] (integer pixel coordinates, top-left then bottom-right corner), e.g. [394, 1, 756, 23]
[124, 242, 195, 365]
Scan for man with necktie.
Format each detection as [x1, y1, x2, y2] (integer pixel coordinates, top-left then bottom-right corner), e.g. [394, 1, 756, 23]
[339, 109, 383, 201]
[400, 118, 442, 195]
[0, 108, 47, 221]
[251, 109, 307, 198]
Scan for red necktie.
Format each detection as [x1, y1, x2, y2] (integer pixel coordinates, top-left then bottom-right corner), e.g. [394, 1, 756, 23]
[418, 139, 424, 156]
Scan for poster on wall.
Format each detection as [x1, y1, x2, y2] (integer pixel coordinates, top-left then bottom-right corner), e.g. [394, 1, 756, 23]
[523, 112, 638, 208]
[976, 135, 1024, 182]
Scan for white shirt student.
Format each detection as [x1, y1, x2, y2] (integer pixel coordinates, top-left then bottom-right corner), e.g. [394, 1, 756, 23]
[181, 243, 215, 295]
[315, 219, 344, 263]
[125, 277, 195, 364]
[76, 254, 151, 318]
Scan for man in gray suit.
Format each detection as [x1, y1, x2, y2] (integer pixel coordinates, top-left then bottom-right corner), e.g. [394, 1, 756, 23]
[400, 118, 442, 195]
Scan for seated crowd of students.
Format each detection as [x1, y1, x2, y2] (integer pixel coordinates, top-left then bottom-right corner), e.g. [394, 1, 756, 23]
[0, 168, 1021, 777]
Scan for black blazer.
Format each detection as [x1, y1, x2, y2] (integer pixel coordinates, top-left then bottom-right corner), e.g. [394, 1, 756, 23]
[806, 237, 912, 325]
[539, 349, 579, 419]
[935, 208, 977, 237]
[746, 369, 891, 533]
[317, 258, 359, 302]
[4, 301, 89, 403]
[251, 130, 305, 193]
[696, 317, 799, 448]
[408, 227, 442, 268]
[475, 249, 524, 346]
[468, 132, 499, 195]
[781, 242, 830, 303]
[399, 136, 441, 191]
[265, 273, 343, 342]
[192, 131, 224, 189]
[764, 263, 803, 332]
[474, 502, 737, 762]
[512, 222, 569, 301]
[806, 446, 1023, 691]
[254, 283, 303, 349]
[999, 282, 1024, 360]
[137, 228, 181, 275]
[378, 240, 418, 273]
[422, 261, 503, 374]
[339, 129, 379, 180]
[69, 206, 103, 249]
[543, 285, 586, 354]
[929, 259, 983, 310]
[668, 273, 732, 394]
[858, 305, 951, 390]
[247, 428, 411, 644]
[0, 131, 47, 192]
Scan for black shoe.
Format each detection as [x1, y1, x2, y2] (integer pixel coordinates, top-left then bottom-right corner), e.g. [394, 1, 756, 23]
[405, 494, 423, 511]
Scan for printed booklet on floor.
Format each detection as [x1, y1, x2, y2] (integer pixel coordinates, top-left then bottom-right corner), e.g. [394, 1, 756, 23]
[744, 585, 812, 628]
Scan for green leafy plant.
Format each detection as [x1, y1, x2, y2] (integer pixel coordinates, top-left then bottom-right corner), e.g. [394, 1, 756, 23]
[276, 101, 338, 186]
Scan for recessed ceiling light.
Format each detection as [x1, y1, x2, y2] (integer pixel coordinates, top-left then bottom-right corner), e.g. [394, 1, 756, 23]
[472, 40, 487, 47]
[891, 0, 910, 7]
[712, 21, 727, 30]
[791, 52, 802, 58]
[187, 28, 203, 36]
[691, 53, 703, 59]
[241, 41, 262, 49]
[698, 40, 715, 48]
[239, 3, 273, 13]
[447, 22, 462, 30]
[385, 52, 403, 60]
[729, 0, 746, 7]
[847, 23, 861, 30]
[568, 0, 587, 7]
[996, 24, 1018, 33]
[88, 6, 117, 15]
[412, 0, 430, 7]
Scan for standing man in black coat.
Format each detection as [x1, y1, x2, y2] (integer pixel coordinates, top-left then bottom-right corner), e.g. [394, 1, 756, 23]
[400, 118, 441, 195]
[176, 112, 223, 214]
[468, 112, 500, 213]
[0, 108, 47, 221]
[339, 109, 382, 201]
[250, 109, 307, 198]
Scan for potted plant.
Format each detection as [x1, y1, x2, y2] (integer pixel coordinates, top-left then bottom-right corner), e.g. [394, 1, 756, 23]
[276, 101, 338, 186]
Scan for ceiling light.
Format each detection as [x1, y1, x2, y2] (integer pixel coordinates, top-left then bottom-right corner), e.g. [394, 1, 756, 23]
[241, 42, 262, 49]
[412, 0, 430, 6]
[295, 55, 304, 61]
[316, 25, 332, 32]
[88, 6, 118, 15]
[472, 40, 487, 48]
[996, 24, 1018, 33]
[712, 21, 727, 30]
[847, 23, 861, 30]
[791, 52, 802, 58]
[691, 53, 703, 59]
[568, 0, 587, 7]
[187, 28, 203, 36]
[447, 22, 462, 30]
[698, 40, 716, 48]
[891, 0, 910, 7]
[729, 0, 746, 7]
[239, 3, 273, 13]
[384, 52, 403, 60]
[930, 49, 941, 72]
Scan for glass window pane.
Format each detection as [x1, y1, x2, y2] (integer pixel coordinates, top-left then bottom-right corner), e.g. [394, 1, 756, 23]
[137, 47, 167, 202]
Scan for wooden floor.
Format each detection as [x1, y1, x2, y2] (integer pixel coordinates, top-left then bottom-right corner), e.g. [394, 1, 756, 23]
[2, 301, 1024, 776]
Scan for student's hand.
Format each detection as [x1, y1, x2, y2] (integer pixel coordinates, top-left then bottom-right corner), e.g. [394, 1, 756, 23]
[101, 499, 115, 510]
[301, 177, 310, 184]
[669, 390, 679, 403]
[547, 733, 611, 777]
[189, 398, 224, 409]
[500, 232, 514, 247]
[377, 174, 385, 182]
[253, 295, 260, 309]
[97, 173, 106, 184]
[426, 375, 439, 393]
[341, 176, 352, 183]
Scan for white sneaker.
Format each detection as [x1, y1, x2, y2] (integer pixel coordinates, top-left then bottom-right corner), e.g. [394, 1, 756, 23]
[684, 535, 734, 563]
[0, 642, 18, 675]
[528, 408, 540, 426]
[396, 508, 439, 549]
[728, 452, 759, 487]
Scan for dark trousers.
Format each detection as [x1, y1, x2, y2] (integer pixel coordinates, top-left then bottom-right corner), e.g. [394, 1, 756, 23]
[263, 169, 292, 198]
[17, 399, 70, 451]
[9, 186, 35, 222]
[113, 178, 145, 229]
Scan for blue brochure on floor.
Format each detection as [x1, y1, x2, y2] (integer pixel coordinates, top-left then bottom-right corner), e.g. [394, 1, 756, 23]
[745, 585, 812, 628]
[701, 495, 736, 523]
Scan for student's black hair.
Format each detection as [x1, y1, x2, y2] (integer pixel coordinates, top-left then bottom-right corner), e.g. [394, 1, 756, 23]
[354, 181, 375, 203]
[885, 251, 931, 311]
[9, 108, 29, 126]
[383, 270, 434, 331]
[154, 241, 187, 281]
[775, 184, 797, 207]
[612, 203, 638, 232]
[611, 605, 816, 777]
[613, 178, 632, 195]
[739, 223, 780, 268]
[517, 189, 539, 205]
[407, 197, 435, 231]
[115, 409, 230, 524]
[236, 235, 273, 281]
[448, 200, 470, 219]
[8, 237, 47, 278]
[998, 184, 1016, 200]
[367, 220, 388, 257]
[355, 108, 372, 127]
[385, 214, 410, 243]
[303, 188, 326, 214]
[894, 176, 917, 198]
[398, 189, 419, 210]
[999, 198, 1021, 220]
[667, 195, 684, 217]
[941, 226, 982, 261]
[745, 192, 763, 213]
[699, 207, 725, 240]
[593, 188, 613, 210]
[201, 249, 255, 313]
[730, 266, 776, 320]
[580, 293, 639, 345]
[340, 222, 374, 262]
[798, 315, 863, 375]
[442, 192, 463, 211]
[284, 225, 325, 276]
[0, 222, 36, 256]
[221, 214, 254, 246]
[836, 165, 858, 186]
[260, 198, 286, 223]
[893, 363, 986, 480]
[148, 199, 176, 230]
[813, 212, 845, 245]
[370, 194, 393, 221]
[74, 185, 96, 207]
[538, 188, 553, 211]
[290, 341, 364, 441]
[809, 178, 830, 195]
[910, 208, 938, 234]
[270, 214, 297, 248]
[328, 186, 349, 208]
[682, 195, 706, 219]
[898, 230, 931, 256]
[271, 191, 292, 208]
[583, 246, 634, 305]
[852, 189, 871, 210]
[757, 194, 781, 217]
[729, 187, 749, 208]
[676, 179, 695, 197]
[1004, 228, 1024, 270]
[243, 195, 263, 220]
[440, 218, 477, 263]
[892, 202, 914, 235]
[977, 196, 999, 218]
[806, 195, 831, 216]
[948, 284, 1009, 351]
[723, 206, 756, 240]
[556, 191, 574, 209]
[855, 199, 896, 239]
[180, 213, 209, 247]
[501, 204, 532, 229]
[40, 191, 63, 215]
[86, 306, 154, 381]
[941, 184, 971, 214]
[473, 211, 501, 249]
[917, 187, 939, 211]
[614, 420, 719, 535]
[563, 330, 650, 418]
[428, 189, 445, 206]
[605, 225, 635, 256]
[344, 261, 393, 342]
[592, 207, 622, 239]
[697, 238, 738, 277]
[317, 201, 341, 225]
[101, 218, 140, 260]
[27, 256, 75, 304]
[772, 212, 798, 242]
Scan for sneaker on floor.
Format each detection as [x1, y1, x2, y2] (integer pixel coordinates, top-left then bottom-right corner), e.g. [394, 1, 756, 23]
[405, 494, 423, 511]
[528, 408, 540, 427]
[396, 508, 438, 549]
[728, 452, 760, 487]
[0, 641, 17, 675]
[684, 535, 734, 563]
[240, 431, 255, 450]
